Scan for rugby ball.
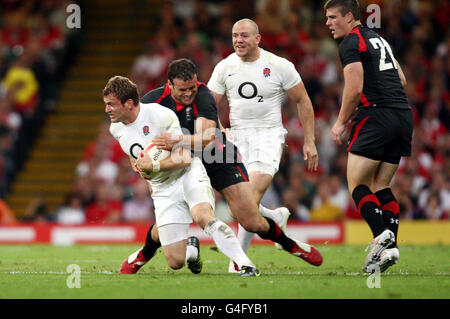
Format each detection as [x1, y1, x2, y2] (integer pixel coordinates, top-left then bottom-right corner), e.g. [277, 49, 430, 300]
[144, 143, 170, 162]
[140, 144, 170, 179]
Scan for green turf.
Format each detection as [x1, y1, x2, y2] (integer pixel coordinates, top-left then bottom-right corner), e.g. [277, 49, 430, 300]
[0, 244, 448, 299]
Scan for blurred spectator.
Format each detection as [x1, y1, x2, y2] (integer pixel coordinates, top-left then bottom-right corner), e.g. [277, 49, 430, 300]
[310, 178, 343, 222]
[0, 0, 80, 199]
[122, 179, 155, 222]
[0, 198, 17, 224]
[85, 183, 122, 224]
[55, 192, 85, 225]
[20, 196, 55, 223]
[281, 187, 309, 221]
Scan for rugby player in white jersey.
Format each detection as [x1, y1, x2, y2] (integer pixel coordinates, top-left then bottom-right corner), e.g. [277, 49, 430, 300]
[103, 76, 259, 276]
[208, 19, 319, 271]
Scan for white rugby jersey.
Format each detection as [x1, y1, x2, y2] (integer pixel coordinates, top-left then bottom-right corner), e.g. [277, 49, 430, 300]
[208, 48, 301, 129]
[110, 102, 185, 185]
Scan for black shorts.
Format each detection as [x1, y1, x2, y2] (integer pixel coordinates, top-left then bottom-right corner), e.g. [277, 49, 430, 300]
[347, 107, 413, 164]
[207, 162, 249, 191]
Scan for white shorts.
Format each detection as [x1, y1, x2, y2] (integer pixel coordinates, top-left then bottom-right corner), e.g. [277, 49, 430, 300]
[230, 127, 287, 177]
[150, 157, 215, 228]
[158, 223, 190, 246]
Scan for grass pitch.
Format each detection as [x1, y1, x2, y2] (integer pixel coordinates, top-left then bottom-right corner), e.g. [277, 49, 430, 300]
[0, 244, 449, 299]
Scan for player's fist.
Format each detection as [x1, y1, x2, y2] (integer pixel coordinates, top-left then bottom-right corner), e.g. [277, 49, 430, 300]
[331, 121, 346, 145]
[136, 150, 153, 174]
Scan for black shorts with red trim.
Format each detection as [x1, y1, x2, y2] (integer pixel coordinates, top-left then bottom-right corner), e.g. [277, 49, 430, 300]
[347, 107, 413, 164]
[206, 161, 249, 191]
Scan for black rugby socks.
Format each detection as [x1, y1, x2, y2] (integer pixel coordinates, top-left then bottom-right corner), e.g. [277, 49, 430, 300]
[375, 188, 399, 248]
[352, 185, 387, 238]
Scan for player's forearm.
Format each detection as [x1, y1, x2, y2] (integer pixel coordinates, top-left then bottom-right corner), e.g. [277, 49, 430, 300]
[158, 149, 192, 171]
[338, 85, 361, 124]
[296, 100, 316, 144]
[176, 131, 215, 151]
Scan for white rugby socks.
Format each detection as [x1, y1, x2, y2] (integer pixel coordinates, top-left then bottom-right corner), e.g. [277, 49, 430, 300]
[185, 245, 198, 263]
[205, 219, 255, 269]
[259, 204, 283, 225]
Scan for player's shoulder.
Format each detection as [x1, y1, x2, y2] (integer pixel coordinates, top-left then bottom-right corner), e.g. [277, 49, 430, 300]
[215, 52, 240, 70]
[109, 121, 123, 138]
[197, 83, 214, 97]
[141, 102, 174, 117]
[339, 31, 360, 49]
[196, 83, 216, 106]
[260, 48, 298, 73]
[141, 86, 166, 104]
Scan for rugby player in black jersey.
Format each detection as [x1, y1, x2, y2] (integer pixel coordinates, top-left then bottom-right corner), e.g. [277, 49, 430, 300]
[119, 58, 323, 274]
[325, 0, 413, 273]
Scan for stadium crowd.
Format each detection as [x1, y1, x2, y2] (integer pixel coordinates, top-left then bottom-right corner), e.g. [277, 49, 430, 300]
[2, 0, 449, 224]
[0, 0, 80, 204]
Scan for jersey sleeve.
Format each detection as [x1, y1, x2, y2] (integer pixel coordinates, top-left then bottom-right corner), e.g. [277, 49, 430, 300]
[195, 85, 218, 122]
[279, 58, 302, 91]
[339, 34, 361, 67]
[207, 61, 226, 95]
[160, 105, 183, 135]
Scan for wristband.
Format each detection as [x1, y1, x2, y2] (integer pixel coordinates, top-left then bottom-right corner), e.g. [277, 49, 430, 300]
[152, 160, 160, 173]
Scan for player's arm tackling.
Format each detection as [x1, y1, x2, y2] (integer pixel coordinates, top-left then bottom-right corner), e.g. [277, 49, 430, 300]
[135, 146, 191, 176]
[152, 117, 216, 151]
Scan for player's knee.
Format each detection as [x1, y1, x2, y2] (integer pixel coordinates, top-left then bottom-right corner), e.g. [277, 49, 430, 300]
[166, 256, 185, 270]
[191, 204, 215, 229]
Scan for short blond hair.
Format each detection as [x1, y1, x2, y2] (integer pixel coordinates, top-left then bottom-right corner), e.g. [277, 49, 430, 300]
[232, 18, 259, 35]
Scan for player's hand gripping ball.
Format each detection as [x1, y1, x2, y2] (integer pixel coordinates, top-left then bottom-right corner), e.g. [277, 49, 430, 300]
[139, 144, 170, 179]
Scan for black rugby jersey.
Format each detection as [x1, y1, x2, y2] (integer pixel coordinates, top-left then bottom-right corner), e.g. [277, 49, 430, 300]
[141, 82, 242, 173]
[339, 25, 409, 109]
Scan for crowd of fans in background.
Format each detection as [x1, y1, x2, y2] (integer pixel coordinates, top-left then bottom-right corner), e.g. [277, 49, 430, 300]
[0, 0, 80, 201]
[2, 0, 449, 224]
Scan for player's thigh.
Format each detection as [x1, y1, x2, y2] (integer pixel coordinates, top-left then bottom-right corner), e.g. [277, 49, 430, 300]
[221, 181, 264, 229]
[372, 161, 399, 192]
[183, 157, 216, 213]
[347, 152, 381, 194]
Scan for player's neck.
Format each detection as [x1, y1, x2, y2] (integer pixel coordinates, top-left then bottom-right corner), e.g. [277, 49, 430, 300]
[240, 47, 261, 62]
[349, 21, 361, 32]
[123, 104, 140, 125]
[344, 21, 361, 38]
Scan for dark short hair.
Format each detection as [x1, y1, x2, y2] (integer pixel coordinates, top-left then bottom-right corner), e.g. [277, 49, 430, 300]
[324, 0, 361, 21]
[167, 58, 198, 83]
[103, 76, 139, 105]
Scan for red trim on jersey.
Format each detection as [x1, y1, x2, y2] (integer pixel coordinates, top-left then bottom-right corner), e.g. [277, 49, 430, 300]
[350, 26, 367, 52]
[360, 92, 371, 107]
[155, 83, 171, 104]
[381, 201, 400, 216]
[358, 194, 381, 213]
[197, 80, 206, 88]
[236, 165, 249, 182]
[192, 102, 198, 116]
[347, 115, 370, 151]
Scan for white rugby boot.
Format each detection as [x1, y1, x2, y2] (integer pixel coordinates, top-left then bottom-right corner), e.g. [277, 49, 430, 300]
[363, 229, 395, 273]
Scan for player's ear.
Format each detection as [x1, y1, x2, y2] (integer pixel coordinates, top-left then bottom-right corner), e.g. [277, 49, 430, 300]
[255, 33, 261, 44]
[125, 99, 134, 109]
[168, 79, 173, 89]
[345, 11, 353, 24]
